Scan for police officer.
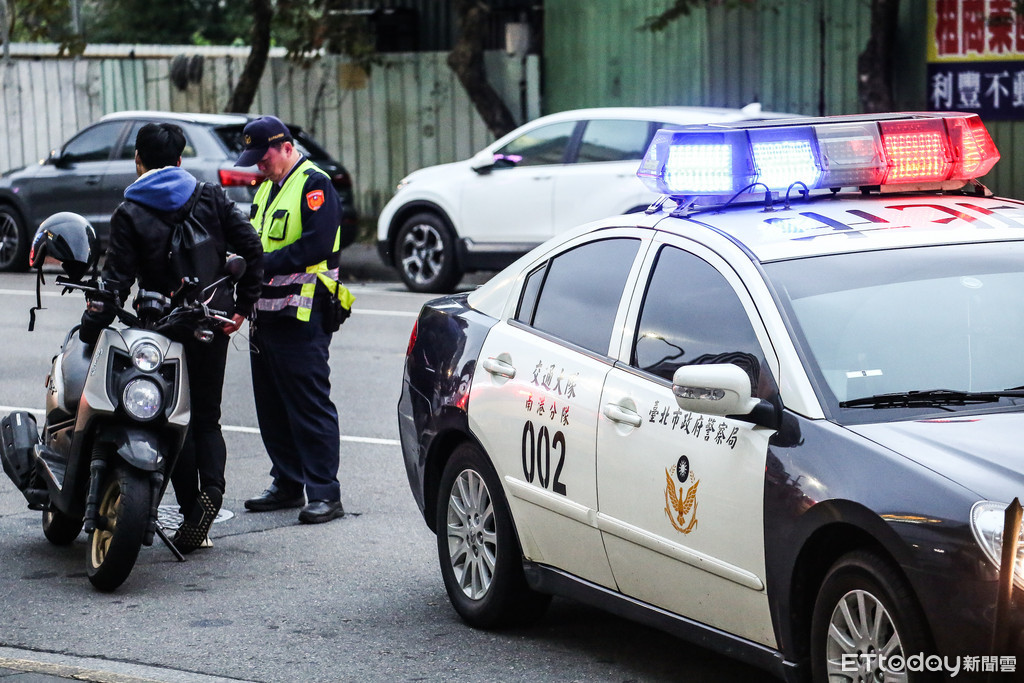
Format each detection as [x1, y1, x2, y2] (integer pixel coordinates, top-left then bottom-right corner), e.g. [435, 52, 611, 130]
[237, 116, 345, 524]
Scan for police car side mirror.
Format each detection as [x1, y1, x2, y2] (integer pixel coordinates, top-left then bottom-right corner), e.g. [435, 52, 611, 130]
[470, 150, 498, 174]
[672, 364, 779, 429]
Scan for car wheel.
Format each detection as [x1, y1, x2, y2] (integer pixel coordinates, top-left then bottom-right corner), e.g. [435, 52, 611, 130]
[436, 442, 551, 628]
[395, 212, 461, 293]
[0, 205, 30, 272]
[811, 550, 935, 682]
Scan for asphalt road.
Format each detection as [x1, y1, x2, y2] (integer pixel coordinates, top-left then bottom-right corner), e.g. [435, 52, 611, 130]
[0, 255, 775, 683]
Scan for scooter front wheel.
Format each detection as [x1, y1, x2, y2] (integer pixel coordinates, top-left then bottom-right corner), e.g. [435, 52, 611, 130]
[42, 506, 84, 546]
[87, 465, 150, 592]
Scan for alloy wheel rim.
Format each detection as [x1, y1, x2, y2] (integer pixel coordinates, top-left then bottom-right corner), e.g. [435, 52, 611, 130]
[399, 223, 444, 285]
[0, 213, 17, 269]
[91, 481, 120, 567]
[825, 588, 906, 683]
[446, 468, 496, 600]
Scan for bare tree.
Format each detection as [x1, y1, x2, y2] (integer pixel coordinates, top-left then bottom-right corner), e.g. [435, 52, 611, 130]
[857, 0, 899, 113]
[225, 0, 272, 113]
[448, 0, 517, 138]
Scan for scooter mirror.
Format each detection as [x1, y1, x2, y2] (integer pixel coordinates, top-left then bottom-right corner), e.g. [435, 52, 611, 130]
[224, 254, 246, 282]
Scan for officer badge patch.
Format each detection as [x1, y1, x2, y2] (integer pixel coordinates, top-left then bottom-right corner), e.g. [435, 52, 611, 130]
[306, 190, 325, 211]
[665, 466, 699, 534]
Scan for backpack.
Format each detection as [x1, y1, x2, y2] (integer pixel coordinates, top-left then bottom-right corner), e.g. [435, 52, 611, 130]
[160, 184, 231, 312]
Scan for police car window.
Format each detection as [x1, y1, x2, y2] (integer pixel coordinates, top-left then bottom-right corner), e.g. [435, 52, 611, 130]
[767, 241, 1024, 413]
[521, 237, 640, 354]
[576, 119, 651, 163]
[494, 121, 576, 167]
[119, 122, 197, 160]
[61, 122, 123, 164]
[632, 245, 769, 395]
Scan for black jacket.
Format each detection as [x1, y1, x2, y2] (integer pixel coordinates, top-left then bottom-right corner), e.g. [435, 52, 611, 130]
[80, 181, 263, 343]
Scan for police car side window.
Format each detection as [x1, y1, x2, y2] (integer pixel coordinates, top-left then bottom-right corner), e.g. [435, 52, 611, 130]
[517, 238, 640, 354]
[494, 121, 576, 167]
[632, 245, 772, 396]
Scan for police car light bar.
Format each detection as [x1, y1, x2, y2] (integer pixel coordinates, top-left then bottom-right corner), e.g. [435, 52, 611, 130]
[636, 112, 1000, 198]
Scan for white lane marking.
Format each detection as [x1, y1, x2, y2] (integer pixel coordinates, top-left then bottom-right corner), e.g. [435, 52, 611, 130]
[0, 406, 400, 446]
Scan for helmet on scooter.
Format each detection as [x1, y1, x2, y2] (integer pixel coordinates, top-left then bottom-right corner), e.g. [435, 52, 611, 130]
[30, 212, 98, 281]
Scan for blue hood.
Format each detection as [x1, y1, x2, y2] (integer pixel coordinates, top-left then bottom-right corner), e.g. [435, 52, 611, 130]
[850, 411, 1024, 502]
[123, 167, 198, 212]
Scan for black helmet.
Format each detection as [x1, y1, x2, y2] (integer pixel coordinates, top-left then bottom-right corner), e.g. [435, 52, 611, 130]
[30, 212, 98, 280]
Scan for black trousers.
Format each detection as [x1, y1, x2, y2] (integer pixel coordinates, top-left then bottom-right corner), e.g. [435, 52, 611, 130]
[171, 331, 230, 516]
[250, 310, 341, 503]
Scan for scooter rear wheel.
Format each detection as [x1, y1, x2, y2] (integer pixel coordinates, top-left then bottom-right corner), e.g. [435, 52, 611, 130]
[87, 465, 150, 592]
[42, 506, 84, 546]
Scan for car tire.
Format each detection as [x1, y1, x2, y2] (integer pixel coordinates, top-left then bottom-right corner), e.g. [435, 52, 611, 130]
[395, 212, 461, 293]
[0, 205, 30, 273]
[436, 442, 551, 628]
[811, 550, 936, 682]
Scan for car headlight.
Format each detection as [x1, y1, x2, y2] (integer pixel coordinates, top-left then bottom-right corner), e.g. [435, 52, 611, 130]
[122, 378, 162, 421]
[971, 501, 1024, 589]
[130, 342, 163, 372]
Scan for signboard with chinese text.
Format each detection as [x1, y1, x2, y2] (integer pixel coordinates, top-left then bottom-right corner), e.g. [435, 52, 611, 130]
[928, 0, 1024, 120]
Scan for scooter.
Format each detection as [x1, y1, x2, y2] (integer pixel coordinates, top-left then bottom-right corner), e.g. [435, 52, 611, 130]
[0, 253, 245, 592]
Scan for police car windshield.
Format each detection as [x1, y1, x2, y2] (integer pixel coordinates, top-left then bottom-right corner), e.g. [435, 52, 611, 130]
[765, 241, 1024, 422]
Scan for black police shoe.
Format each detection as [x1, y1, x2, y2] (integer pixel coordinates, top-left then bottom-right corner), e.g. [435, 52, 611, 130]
[244, 487, 305, 512]
[298, 500, 345, 524]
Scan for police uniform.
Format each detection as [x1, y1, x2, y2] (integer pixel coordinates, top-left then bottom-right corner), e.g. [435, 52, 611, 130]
[238, 116, 346, 523]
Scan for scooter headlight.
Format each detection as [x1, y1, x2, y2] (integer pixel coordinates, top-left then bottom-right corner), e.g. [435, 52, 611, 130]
[131, 342, 163, 372]
[122, 378, 162, 421]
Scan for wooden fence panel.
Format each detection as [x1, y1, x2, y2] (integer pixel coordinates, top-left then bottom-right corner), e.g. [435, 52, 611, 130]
[0, 49, 539, 217]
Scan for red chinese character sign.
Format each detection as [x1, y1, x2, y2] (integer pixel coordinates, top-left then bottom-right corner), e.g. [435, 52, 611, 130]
[928, 0, 1024, 120]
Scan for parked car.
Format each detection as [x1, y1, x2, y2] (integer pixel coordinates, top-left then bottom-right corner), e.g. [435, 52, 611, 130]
[376, 104, 791, 292]
[398, 112, 1024, 680]
[0, 111, 358, 272]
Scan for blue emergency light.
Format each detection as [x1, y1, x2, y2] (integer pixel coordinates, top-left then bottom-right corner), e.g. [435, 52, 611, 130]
[636, 113, 1000, 198]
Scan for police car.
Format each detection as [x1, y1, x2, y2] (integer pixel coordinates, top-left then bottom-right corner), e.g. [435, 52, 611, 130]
[398, 112, 1024, 681]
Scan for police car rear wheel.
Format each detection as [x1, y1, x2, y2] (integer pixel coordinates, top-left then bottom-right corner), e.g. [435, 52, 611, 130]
[811, 550, 934, 682]
[395, 212, 460, 293]
[436, 442, 550, 628]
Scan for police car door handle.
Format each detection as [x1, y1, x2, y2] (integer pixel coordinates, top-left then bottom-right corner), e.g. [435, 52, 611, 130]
[85, 175, 101, 185]
[482, 357, 516, 379]
[602, 403, 642, 428]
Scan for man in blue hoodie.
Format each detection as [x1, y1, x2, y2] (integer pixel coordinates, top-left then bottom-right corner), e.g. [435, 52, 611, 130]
[79, 122, 263, 553]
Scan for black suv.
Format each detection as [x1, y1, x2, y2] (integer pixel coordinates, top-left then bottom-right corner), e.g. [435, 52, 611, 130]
[0, 111, 358, 271]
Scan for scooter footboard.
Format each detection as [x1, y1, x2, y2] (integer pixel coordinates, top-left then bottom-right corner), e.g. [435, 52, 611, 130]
[1, 411, 41, 491]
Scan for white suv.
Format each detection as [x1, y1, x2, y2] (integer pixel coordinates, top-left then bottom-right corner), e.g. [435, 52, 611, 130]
[376, 104, 789, 292]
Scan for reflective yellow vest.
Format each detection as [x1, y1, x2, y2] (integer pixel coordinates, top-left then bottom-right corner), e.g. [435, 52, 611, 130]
[251, 160, 342, 322]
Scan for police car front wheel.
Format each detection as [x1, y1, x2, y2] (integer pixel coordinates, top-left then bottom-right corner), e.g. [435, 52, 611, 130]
[810, 550, 935, 683]
[436, 442, 550, 628]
